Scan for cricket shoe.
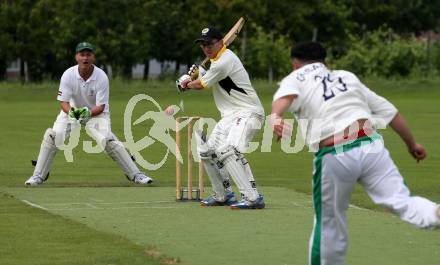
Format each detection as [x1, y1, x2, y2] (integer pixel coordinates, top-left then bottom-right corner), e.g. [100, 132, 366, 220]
[200, 191, 238, 206]
[25, 174, 46, 186]
[132, 173, 153, 185]
[230, 194, 265, 210]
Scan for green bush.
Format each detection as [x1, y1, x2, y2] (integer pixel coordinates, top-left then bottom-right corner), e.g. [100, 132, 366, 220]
[244, 24, 291, 80]
[331, 28, 425, 77]
[431, 41, 440, 73]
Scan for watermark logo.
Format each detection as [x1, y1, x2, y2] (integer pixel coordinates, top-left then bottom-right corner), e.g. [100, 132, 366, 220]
[54, 94, 386, 170]
[124, 94, 173, 170]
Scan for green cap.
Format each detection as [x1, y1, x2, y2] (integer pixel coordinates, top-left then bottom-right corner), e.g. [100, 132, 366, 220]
[76, 42, 95, 53]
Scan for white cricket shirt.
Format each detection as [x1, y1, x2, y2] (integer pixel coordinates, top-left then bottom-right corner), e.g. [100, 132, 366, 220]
[200, 47, 264, 117]
[273, 63, 397, 147]
[57, 65, 110, 113]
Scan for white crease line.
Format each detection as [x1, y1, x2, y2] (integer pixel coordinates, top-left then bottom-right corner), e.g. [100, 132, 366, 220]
[49, 206, 188, 211]
[22, 200, 370, 212]
[22, 200, 48, 211]
[89, 198, 104, 203]
[349, 204, 371, 211]
[41, 201, 173, 206]
[95, 201, 173, 204]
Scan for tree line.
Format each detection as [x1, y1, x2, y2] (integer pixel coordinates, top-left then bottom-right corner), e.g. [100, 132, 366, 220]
[1, 0, 439, 81]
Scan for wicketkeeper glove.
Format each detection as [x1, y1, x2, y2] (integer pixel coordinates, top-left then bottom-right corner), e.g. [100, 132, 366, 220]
[76, 107, 91, 125]
[175, 74, 191, 93]
[68, 107, 78, 120]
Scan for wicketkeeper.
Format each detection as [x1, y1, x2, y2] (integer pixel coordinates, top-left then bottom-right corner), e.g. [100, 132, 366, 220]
[175, 27, 265, 209]
[25, 42, 153, 186]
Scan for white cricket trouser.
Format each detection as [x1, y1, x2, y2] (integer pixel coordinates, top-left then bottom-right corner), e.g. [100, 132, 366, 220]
[33, 111, 142, 179]
[207, 111, 263, 153]
[206, 111, 263, 199]
[52, 111, 112, 145]
[309, 134, 440, 265]
[33, 111, 112, 177]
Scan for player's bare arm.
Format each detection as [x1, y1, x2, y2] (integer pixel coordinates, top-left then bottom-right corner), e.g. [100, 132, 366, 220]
[176, 75, 204, 92]
[60, 101, 71, 113]
[185, 79, 204, 90]
[389, 112, 426, 162]
[90, 104, 105, 116]
[271, 95, 296, 140]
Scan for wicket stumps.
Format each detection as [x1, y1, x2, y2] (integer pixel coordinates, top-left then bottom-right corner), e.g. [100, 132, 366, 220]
[176, 116, 204, 201]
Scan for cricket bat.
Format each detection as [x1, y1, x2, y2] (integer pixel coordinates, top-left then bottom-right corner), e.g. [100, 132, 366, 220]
[190, 17, 245, 79]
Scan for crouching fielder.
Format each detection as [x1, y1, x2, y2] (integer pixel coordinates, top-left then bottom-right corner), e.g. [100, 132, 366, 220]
[271, 41, 440, 265]
[176, 27, 265, 209]
[25, 42, 152, 186]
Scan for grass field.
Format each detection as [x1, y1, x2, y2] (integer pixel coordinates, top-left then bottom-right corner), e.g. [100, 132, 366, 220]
[1, 78, 440, 265]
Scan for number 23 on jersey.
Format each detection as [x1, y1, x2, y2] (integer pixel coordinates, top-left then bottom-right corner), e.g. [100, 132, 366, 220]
[315, 73, 348, 101]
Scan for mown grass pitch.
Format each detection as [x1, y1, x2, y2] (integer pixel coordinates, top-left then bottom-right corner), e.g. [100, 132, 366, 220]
[2, 186, 440, 265]
[1, 79, 439, 265]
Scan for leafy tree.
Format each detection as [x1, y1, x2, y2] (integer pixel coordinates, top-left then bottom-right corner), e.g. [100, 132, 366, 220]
[0, 0, 64, 81]
[143, 0, 190, 74]
[431, 41, 440, 73]
[67, 0, 146, 78]
[332, 28, 425, 77]
[245, 24, 291, 80]
[349, 0, 440, 35]
[27, 0, 63, 80]
[0, 0, 17, 79]
[1, 0, 440, 80]
[0, 0, 34, 80]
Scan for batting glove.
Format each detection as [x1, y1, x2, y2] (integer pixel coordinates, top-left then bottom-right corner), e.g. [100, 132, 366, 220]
[188, 64, 199, 80]
[176, 74, 191, 93]
[188, 64, 206, 80]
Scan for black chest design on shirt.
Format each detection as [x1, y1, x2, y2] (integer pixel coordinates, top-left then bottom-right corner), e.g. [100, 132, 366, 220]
[218, 76, 247, 95]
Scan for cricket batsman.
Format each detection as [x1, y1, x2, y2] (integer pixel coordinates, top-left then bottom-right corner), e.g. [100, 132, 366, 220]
[175, 27, 265, 209]
[25, 42, 153, 186]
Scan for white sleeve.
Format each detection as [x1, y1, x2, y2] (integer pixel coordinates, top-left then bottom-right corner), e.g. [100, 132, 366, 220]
[361, 83, 398, 126]
[57, 72, 72, 102]
[200, 60, 230, 88]
[273, 74, 300, 101]
[96, 76, 109, 106]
